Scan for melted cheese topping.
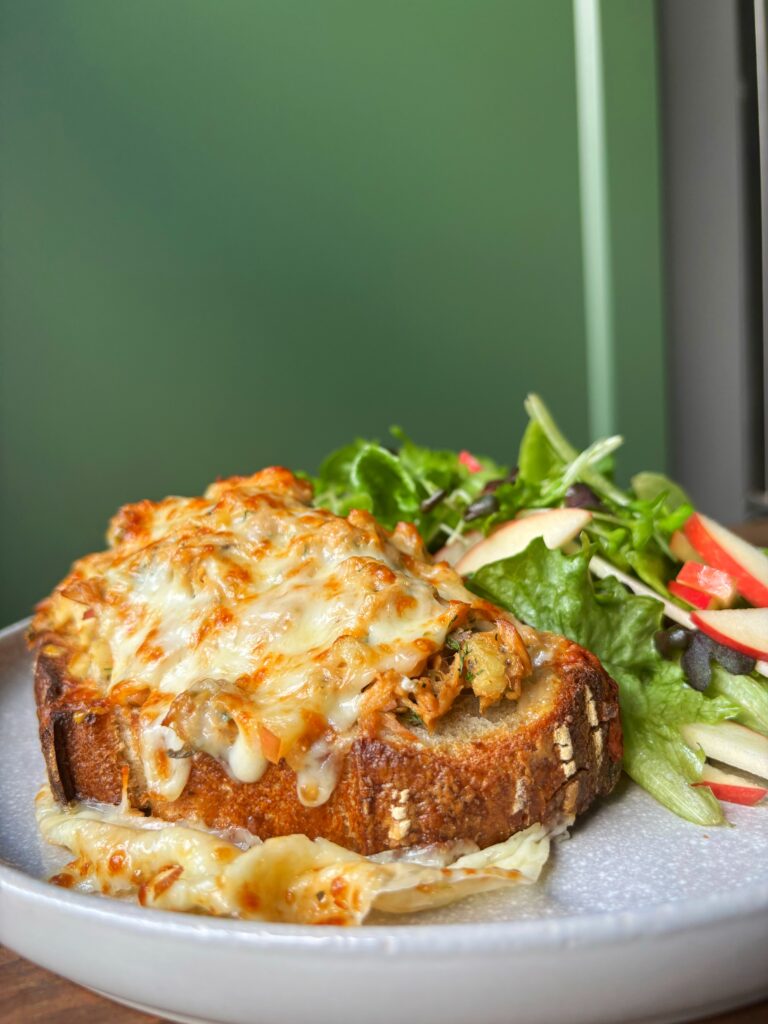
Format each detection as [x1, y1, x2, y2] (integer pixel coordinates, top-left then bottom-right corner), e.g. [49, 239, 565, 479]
[33, 468, 493, 805]
[36, 787, 563, 925]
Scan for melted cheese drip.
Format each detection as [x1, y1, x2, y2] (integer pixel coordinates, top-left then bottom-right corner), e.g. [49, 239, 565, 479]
[35, 469, 488, 805]
[138, 699, 191, 802]
[226, 728, 268, 784]
[36, 787, 563, 926]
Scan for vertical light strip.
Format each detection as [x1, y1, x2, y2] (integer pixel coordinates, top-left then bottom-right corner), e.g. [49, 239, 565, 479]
[573, 0, 615, 439]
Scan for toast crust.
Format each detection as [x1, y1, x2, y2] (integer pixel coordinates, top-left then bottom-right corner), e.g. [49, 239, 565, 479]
[34, 636, 621, 856]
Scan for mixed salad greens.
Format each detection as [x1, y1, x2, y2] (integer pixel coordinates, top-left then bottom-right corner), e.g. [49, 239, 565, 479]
[310, 395, 768, 826]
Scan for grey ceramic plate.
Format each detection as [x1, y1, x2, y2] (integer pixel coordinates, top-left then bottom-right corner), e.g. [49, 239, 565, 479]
[1, 618, 767, 1024]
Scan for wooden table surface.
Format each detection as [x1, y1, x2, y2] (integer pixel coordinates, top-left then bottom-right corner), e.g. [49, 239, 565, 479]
[4, 520, 768, 1023]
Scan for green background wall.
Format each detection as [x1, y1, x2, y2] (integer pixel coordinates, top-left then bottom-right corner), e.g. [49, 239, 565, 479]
[0, 0, 664, 625]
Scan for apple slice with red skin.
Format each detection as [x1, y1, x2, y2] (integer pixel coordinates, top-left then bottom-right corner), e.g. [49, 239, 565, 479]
[458, 450, 482, 473]
[695, 781, 766, 806]
[681, 721, 768, 781]
[454, 508, 592, 576]
[433, 530, 482, 567]
[684, 512, 768, 606]
[668, 580, 717, 610]
[692, 764, 767, 806]
[691, 608, 768, 661]
[670, 530, 703, 564]
[676, 562, 738, 607]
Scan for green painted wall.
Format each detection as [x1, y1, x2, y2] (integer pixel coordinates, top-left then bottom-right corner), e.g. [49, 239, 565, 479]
[0, 1, 664, 625]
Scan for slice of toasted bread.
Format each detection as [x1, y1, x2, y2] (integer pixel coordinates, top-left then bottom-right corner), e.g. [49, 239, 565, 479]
[34, 633, 621, 856]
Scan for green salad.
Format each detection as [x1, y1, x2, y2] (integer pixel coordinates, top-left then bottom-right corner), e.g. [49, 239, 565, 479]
[309, 395, 768, 825]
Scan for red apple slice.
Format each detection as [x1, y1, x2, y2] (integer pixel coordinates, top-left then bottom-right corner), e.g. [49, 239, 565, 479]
[692, 763, 767, 805]
[433, 530, 482, 567]
[676, 562, 737, 607]
[458, 450, 482, 473]
[668, 580, 717, 610]
[693, 781, 766, 806]
[454, 508, 592, 576]
[670, 530, 703, 564]
[691, 608, 768, 660]
[684, 512, 768, 606]
[681, 722, 768, 781]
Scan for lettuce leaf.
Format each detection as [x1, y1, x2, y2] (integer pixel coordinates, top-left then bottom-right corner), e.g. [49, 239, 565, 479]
[311, 397, 691, 589]
[707, 665, 768, 735]
[469, 540, 739, 824]
[517, 419, 564, 485]
[312, 430, 507, 546]
[630, 471, 691, 511]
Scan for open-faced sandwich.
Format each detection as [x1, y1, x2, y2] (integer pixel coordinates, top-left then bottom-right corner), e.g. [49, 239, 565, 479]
[31, 394, 768, 926]
[30, 465, 621, 924]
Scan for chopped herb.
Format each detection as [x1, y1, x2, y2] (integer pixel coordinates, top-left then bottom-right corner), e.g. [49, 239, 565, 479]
[398, 710, 424, 729]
